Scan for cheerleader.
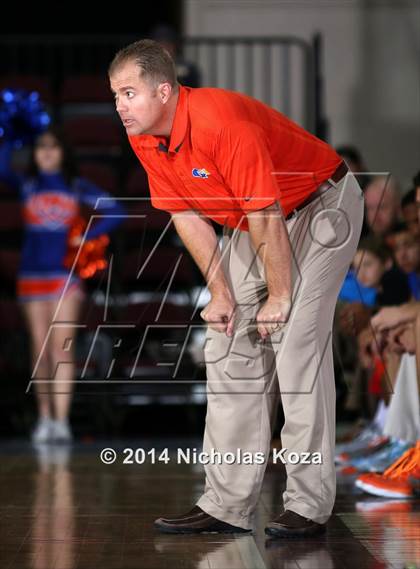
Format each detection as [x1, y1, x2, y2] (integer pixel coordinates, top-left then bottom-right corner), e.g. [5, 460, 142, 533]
[0, 126, 124, 443]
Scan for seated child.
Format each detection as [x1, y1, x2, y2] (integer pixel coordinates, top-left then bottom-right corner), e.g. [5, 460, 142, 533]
[386, 222, 420, 300]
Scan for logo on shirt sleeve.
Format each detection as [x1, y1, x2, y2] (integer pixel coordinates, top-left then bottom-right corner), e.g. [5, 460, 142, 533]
[192, 168, 210, 179]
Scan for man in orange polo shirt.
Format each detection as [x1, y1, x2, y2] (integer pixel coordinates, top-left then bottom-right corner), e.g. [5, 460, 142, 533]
[109, 40, 364, 537]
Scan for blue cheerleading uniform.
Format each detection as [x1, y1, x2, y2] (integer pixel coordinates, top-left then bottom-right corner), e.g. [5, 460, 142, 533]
[0, 141, 124, 301]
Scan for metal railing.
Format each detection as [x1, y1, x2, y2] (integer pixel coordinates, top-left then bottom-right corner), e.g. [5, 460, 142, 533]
[184, 36, 316, 132]
[0, 34, 321, 133]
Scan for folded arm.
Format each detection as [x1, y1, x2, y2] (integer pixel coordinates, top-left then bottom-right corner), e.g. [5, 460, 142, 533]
[371, 302, 420, 332]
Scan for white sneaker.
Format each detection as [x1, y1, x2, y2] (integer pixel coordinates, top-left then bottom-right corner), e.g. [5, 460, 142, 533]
[51, 420, 73, 443]
[31, 417, 53, 444]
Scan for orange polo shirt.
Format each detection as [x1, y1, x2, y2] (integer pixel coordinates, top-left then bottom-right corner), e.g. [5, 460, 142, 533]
[128, 86, 342, 231]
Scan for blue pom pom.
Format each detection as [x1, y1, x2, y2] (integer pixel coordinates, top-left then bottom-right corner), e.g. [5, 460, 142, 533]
[0, 88, 51, 147]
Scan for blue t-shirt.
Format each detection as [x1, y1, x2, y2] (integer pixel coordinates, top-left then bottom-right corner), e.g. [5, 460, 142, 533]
[338, 270, 377, 307]
[339, 267, 412, 307]
[408, 271, 420, 300]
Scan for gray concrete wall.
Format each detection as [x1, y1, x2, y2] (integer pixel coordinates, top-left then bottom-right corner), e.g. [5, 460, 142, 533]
[184, 0, 420, 187]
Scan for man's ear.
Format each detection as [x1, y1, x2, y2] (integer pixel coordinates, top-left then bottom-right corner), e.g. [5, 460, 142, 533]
[157, 82, 173, 104]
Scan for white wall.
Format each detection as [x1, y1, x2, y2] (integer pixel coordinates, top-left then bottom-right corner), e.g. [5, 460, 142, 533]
[184, 0, 420, 187]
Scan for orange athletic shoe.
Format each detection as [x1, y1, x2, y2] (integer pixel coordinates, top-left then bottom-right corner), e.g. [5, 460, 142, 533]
[356, 499, 412, 515]
[355, 441, 420, 499]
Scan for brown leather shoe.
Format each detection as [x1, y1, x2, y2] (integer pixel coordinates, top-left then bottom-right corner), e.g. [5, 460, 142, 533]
[265, 510, 326, 538]
[154, 505, 252, 534]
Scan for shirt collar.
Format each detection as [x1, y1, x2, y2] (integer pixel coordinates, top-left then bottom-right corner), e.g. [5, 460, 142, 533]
[168, 85, 189, 153]
[129, 85, 190, 154]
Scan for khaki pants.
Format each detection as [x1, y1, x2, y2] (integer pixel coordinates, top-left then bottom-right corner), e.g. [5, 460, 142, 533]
[197, 172, 364, 529]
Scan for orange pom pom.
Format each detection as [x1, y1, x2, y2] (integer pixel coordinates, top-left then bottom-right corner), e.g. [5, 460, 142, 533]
[64, 216, 110, 279]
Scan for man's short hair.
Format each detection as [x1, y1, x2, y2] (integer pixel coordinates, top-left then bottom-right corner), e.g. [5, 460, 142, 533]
[335, 145, 364, 168]
[401, 188, 416, 208]
[109, 39, 177, 87]
[357, 236, 392, 263]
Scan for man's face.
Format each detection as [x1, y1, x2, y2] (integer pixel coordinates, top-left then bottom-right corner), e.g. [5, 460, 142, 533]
[364, 182, 398, 236]
[110, 60, 166, 136]
[402, 202, 420, 237]
[391, 231, 420, 274]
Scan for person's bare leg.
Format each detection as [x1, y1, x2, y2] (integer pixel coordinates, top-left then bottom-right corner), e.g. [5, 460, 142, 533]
[49, 290, 83, 422]
[382, 349, 402, 405]
[21, 300, 54, 419]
